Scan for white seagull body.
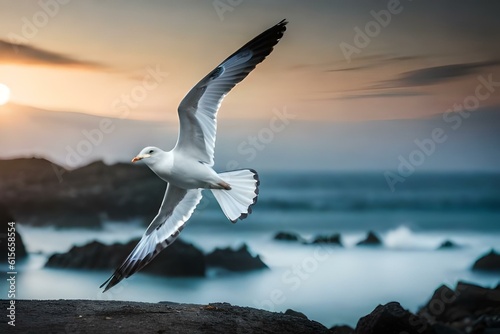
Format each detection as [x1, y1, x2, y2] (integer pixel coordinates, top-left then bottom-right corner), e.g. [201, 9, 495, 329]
[101, 20, 287, 292]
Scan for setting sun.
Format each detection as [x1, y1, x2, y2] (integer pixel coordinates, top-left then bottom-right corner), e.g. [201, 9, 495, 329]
[0, 83, 11, 105]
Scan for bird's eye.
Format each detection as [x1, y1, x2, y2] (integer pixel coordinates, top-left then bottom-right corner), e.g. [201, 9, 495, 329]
[148, 150, 154, 154]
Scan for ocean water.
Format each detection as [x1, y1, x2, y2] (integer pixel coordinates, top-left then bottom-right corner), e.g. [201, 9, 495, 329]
[4, 172, 500, 327]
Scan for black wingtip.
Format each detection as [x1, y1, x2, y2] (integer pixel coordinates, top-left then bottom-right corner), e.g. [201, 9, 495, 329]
[100, 275, 113, 292]
[275, 19, 288, 32]
[272, 19, 288, 36]
[100, 272, 122, 292]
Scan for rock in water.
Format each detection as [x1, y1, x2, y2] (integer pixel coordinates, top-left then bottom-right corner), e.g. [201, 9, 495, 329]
[472, 249, 500, 271]
[46, 238, 205, 277]
[356, 231, 382, 246]
[205, 244, 268, 271]
[355, 302, 433, 334]
[146, 238, 206, 277]
[274, 231, 304, 242]
[311, 233, 343, 246]
[437, 240, 460, 249]
[0, 203, 27, 259]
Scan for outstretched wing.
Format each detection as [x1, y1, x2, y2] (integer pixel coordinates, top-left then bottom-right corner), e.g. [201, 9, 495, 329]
[101, 184, 202, 292]
[175, 19, 287, 166]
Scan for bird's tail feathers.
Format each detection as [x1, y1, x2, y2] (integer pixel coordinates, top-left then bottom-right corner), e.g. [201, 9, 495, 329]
[211, 169, 259, 223]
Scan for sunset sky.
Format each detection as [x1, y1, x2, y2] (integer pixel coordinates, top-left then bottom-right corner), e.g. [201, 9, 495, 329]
[0, 0, 499, 171]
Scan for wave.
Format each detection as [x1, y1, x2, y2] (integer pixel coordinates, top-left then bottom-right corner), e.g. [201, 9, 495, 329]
[383, 225, 443, 249]
[255, 194, 500, 212]
[254, 172, 500, 213]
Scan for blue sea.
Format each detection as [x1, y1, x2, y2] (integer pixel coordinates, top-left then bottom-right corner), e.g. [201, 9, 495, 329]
[5, 171, 500, 327]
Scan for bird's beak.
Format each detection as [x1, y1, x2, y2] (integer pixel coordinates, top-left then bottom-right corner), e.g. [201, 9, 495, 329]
[131, 154, 150, 163]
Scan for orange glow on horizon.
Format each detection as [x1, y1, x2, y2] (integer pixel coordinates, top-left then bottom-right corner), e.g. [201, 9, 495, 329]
[0, 83, 11, 106]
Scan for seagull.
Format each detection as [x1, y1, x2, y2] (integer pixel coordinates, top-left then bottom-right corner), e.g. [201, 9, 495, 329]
[101, 20, 287, 292]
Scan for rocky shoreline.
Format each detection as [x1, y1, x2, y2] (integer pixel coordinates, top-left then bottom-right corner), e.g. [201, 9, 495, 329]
[2, 159, 499, 333]
[1, 282, 499, 333]
[2, 300, 330, 334]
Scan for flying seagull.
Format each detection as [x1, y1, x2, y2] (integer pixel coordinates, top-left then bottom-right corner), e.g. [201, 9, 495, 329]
[101, 20, 287, 292]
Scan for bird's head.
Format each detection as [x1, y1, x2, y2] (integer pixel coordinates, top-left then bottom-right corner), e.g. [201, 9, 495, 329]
[132, 146, 163, 164]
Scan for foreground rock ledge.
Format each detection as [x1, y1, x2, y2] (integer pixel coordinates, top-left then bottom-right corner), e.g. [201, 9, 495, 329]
[0, 300, 330, 334]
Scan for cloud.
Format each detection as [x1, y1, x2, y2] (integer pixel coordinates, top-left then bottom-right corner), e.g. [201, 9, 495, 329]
[289, 55, 424, 75]
[328, 55, 423, 72]
[335, 90, 427, 100]
[375, 60, 500, 88]
[0, 40, 105, 69]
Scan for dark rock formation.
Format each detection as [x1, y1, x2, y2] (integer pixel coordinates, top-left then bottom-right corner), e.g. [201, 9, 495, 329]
[45, 238, 205, 277]
[355, 302, 433, 334]
[0, 158, 164, 227]
[0, 203, 27, 259]
[356, 231, 382, 246]
[431, 323, 464, 334]
[330, 325, 354, 334]
[274, 231, 304, 242]
[284, 308, 308, 319]
[417, 281, 500, 333]
[205, 244, 268, 271]
[353, 291, 500, 334]
[1, 300, 331, 334]
[437, 240, 461, 249]
[471, 249, 500, 271]
[45, 238, 270, 277]
[311, 233, 342, 246]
